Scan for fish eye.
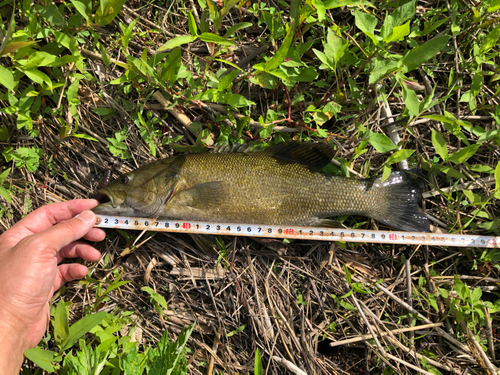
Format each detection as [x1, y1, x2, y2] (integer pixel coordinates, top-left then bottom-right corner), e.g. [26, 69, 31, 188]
[120, 176, 130, 184]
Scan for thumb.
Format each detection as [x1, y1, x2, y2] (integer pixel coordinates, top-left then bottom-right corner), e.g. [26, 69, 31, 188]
[31, 210, 98, 254]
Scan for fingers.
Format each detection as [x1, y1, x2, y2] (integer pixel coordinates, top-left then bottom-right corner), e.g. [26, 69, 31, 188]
[54, 264, 89, 291]
[57, 242, 101, 264]
[28, 210, 99, 257]
[82, 228, 106, 242]
[5, 200, 100, 244]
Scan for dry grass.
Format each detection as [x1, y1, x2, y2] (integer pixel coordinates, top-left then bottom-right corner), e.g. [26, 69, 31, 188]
[1, 0, 500, 374]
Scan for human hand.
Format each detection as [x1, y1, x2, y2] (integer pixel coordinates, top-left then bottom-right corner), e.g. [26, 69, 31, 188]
[0, 199, 105, 373]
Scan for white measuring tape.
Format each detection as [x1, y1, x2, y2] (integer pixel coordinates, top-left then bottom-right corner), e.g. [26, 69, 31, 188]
[94, 215, 499, 248]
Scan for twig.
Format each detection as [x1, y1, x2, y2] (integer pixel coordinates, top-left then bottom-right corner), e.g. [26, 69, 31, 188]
[330, 322, 443, 347]
[273, 356, 307, 375]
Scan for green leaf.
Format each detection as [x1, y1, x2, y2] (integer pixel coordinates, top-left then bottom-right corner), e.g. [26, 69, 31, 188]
[53, 301, 69, 348]
[381, 165, 392, 182]
[70, 0, 91, 22]
[265, 21, 295, 71]
[401, 35, 450, 73]
[95, 0, 127, 25]
[24, 69, 53, 90]
[254, 348, 263, 375]
[61, 312, 107, 351]
[199, 32, 236, 46]
[218, 70, 239, 91]
[0, 185, 11, 203]
[480, 23, 500, 55]
[188, 10, 198, 36]
[401, 83, 420, 116]
[35, 3, 65, 25]
[431, 129, 448, 160]
[323, 0, 373, 8]
[354, 9, 378, 45]
[494, 161, 500, 200]
[24, 348, 59, 372]
[316, 0, 326, 22]
[224, 22, 253, 37]
[226, 324, 246, 338]
[158, 35, 198, 51]
[365, 130, 398, 153]
[385, 149, 415, 165]
[384, 21, 410, 43]
[0, 169, 9, 184]
[0, 125, 9, 141]
[160, 47, 182, 88]
[0, 65, 15, 90]
[447, 144, 480, 164]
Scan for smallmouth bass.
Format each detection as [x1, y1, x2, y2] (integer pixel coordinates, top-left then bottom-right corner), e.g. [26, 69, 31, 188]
[93, 142, 430, 232]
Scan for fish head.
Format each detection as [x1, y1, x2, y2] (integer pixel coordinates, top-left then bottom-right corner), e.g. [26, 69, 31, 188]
[93, 159, 180, 218]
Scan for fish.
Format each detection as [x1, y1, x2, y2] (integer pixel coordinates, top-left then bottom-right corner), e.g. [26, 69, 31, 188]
[93, 142, 430, 232]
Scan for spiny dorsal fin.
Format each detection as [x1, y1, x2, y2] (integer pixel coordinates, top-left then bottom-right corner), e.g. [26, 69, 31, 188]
[263, 141, 335, 170]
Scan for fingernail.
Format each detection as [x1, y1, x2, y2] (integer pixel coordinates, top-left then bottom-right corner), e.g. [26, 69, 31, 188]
[76, 210, 96, 225]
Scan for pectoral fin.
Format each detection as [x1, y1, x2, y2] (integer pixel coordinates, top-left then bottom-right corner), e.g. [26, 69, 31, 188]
[174, 181, 225, 209]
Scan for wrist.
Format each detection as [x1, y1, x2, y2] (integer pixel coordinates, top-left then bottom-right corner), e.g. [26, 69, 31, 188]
[0, 325, 26, 374]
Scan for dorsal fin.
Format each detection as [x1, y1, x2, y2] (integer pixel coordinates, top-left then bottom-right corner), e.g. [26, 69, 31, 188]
[263, 141, 335, 170]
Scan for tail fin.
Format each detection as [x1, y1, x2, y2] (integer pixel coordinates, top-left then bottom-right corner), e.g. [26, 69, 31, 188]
[368, 170, 430, 232]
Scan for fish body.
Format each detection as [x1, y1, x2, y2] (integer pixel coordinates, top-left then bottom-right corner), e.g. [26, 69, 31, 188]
[93, 142, 430, 232]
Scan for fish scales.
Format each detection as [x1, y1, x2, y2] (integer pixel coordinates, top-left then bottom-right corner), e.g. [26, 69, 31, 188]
[93, 142, 430, 232]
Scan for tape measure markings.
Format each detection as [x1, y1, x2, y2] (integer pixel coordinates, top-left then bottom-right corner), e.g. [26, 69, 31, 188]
[94, 215, 499, 248]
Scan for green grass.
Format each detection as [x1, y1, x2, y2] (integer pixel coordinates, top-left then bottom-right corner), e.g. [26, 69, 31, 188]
[1, 0, 500, 373]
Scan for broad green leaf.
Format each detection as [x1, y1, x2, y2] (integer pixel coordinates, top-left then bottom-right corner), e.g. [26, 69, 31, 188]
[35, 3, 65, 25]
[401, 83, 420, 116]
[369, 60, 398, 84]
[67, 78, 79, 103]
[24, 69, 53, 90]
[384, 21, 410, 43]
[188, 10, 197, 36]
[401, 35, 450, 73]
[160, 47, 182, 88]
[494, 161, 500, 199]
[385, 149, 415, 165]
[0, 169, 9, 184]
[24, 348, 59, 372]
[480, 23, 500, 55]
[0, 125, 9, 141]
[159, 35, 197, 51]
[488, 0, 500, 12]
[54, 301, 69, 348]
[431, 129, 448, 160]
[218, 70, 239, 91]
[316, 0, 326, 22]
[470, 164, 494, 173]
[95, 0, 127, 25]
[365, 130, 398, 153]
[0, 65, 15, 90]
[61, 311, 107, 351]
[354, 9, 378, 45]
[224, 22, 253, 37]
[70, 0, 91, 22]
[325, 28, 348, 66]
[0, 185, 11, 203]
[447, 144, 480, 164]
[198, 32, 236, 46]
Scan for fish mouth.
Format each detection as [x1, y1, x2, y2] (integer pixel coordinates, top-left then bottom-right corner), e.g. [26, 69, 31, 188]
[98, 188, 125, 207]
[92, 189, 133, 216]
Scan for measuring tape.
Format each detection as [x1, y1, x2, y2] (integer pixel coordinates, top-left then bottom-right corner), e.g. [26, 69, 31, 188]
[94, 215, 499, 248]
